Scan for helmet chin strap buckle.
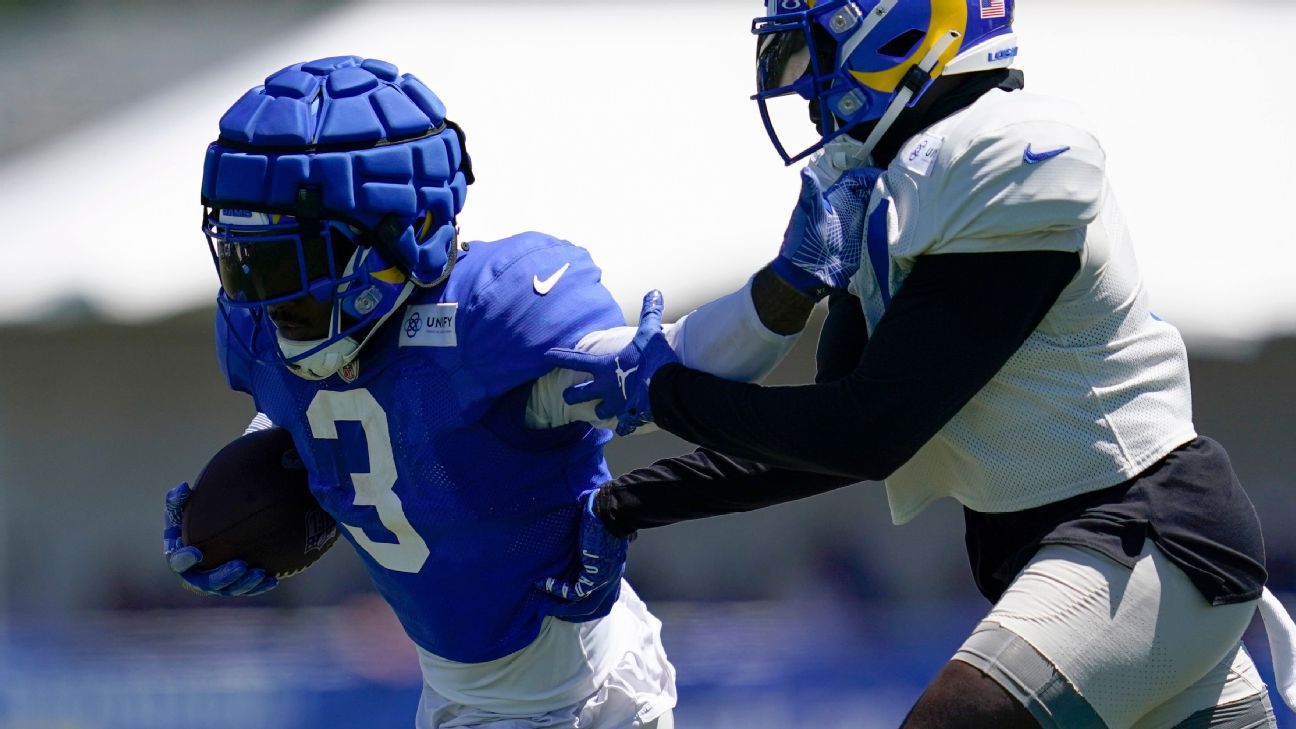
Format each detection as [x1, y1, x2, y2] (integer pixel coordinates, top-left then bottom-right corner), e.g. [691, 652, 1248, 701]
[900, 64, 934, 97]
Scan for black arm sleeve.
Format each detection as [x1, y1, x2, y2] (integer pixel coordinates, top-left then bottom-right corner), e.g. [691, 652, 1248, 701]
[649, 250, 1080, 480]
[815, 292, 869, 383]
[597, 450, 855, 537]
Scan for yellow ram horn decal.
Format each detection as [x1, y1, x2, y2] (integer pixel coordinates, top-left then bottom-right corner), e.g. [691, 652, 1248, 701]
[371, 266, 408, 284]
[849, 0, 967, 93]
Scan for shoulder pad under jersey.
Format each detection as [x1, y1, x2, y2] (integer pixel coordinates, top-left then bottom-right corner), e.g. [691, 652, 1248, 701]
[888, 90, 1107, 258]
[439, 232, 625, 420]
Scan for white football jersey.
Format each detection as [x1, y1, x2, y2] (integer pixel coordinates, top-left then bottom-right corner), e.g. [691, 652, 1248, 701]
[849, 89, 1197, 524]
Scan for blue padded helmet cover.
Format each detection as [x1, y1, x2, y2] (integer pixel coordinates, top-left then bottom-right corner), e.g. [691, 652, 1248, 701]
[200, 56, 468, 285]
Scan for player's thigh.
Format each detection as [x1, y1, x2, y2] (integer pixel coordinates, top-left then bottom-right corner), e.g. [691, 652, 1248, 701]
[900, 659, 1041, 729]
[955, 543, 1262, 729]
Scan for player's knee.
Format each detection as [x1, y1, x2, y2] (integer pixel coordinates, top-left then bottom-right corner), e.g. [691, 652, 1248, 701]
[900, 661, 1041, 729]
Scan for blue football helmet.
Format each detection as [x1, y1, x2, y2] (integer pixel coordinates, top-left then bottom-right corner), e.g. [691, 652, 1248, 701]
[200, 56, 472, 379]
[754, 0, 1018, 164]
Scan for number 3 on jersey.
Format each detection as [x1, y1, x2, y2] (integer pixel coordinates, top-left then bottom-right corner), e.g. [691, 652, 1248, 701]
[306, 389, 430, 573]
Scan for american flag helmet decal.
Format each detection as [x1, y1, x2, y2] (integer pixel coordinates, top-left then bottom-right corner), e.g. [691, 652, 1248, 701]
[980, 0, 1006, 19]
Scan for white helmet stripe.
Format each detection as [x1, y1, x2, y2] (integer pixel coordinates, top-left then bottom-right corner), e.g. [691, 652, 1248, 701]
[943, 31, 1019, 76]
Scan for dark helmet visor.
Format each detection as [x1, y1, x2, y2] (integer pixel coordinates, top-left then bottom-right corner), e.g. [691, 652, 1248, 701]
[757, 28, 813, 95]
[204, 209, 358, 304]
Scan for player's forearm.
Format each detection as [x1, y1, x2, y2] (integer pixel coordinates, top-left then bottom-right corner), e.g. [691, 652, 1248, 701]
[527, 277, 800, 430]
[669, 273, 801, 382]
[647, 251, 1082, 481]
[750, 264, 816, 336]
[595, 449, 855, 537]
[650, 367, 909, 479]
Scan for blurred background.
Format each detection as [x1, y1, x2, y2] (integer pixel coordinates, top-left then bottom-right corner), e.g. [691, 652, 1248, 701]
[0, 0, 1293, 727]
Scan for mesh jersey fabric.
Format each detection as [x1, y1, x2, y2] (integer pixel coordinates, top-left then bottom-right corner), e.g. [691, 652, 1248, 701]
[851, 89, 1197, 523]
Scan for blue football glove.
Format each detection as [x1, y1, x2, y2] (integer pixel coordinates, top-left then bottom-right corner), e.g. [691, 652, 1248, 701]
[537, 487, 628, 621]
[769, 166, 880, 300]
[544, 290, 680, 436]
[163, 482, 278, 597]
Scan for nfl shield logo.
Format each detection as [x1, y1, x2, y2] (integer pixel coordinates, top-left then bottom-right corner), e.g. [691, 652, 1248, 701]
[339, 360, 360, 383]
[304, 507, 338, 554]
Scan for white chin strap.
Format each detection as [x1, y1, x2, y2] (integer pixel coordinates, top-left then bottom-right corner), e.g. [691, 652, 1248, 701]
[278, 279, 417, 381]
[278, 334, 361, 381]
[857, 29, 962, 162]
[809, 134, 874, 188]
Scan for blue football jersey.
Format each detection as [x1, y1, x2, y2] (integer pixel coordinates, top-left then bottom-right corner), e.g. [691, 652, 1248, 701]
[215, 232, 626, 663]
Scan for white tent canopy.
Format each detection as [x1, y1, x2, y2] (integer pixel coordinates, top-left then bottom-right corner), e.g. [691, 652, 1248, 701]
[0, 0, 1292, 350]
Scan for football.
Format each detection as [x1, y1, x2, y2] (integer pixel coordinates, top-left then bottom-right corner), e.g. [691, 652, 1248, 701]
[182, 426, 339, 579]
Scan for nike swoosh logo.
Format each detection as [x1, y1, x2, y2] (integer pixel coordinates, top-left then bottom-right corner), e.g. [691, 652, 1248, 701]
[1023, 144, 1072, 165]
[533, 262, 571, 295]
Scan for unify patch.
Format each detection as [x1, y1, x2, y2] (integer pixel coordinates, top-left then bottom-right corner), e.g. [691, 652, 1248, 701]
[400, 303, 458, 348]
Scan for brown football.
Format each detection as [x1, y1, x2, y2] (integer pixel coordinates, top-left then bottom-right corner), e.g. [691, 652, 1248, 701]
[182, 426, 338, 579]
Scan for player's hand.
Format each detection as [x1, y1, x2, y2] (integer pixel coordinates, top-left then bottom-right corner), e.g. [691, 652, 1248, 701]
[544, 290, 680, 436]
[163, 482, 278, 597]
[537, 487, 629, 621]
[770, 166, 879, 300]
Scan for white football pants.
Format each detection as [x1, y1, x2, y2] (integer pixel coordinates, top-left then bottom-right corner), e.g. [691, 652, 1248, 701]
[955, 543, 1273, 729]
